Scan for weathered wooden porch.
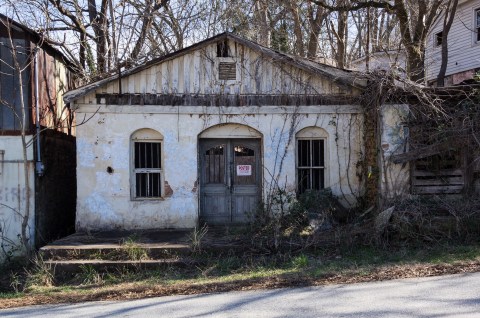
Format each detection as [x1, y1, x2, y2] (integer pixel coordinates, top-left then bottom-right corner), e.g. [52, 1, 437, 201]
[39, 228, 245, 273]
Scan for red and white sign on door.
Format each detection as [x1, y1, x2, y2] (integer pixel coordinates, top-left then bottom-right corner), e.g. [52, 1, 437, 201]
[236, 165, 252, 176]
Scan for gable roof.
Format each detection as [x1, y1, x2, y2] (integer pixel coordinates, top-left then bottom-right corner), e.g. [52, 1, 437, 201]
[64, 32, 366, 103]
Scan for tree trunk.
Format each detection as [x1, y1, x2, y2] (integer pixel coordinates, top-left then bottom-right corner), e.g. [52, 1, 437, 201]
[371, 8, 379, 52]
[306, 4, 326, 59]
[80, 33, 86, 70]
[87, 0, 108, 74]
[437, 0, 459, 87]
[406, 46, 425, 82]
[336, 10, 347, 68]
[254, 0, 271, 47]
[311, 0, 443, 82]
[290, 3, 305, 56]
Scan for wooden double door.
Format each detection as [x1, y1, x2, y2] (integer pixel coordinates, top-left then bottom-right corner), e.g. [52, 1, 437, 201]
[199, 138, 261, 224]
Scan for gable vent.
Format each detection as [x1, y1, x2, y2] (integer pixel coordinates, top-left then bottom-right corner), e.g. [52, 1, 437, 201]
[219, 62, 236, 80]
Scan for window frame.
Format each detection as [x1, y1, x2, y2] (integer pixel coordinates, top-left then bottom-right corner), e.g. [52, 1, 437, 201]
[434, 31, 443, 47]
[296, 137, 327, 195]
[0, 36, 32, 132]
[475, 8, 480, 43]
[130, 131, 164, 200]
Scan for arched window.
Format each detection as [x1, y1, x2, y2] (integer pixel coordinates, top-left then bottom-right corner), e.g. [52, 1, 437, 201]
[131, 129, 163, 199]
[296, 127, 328, 194]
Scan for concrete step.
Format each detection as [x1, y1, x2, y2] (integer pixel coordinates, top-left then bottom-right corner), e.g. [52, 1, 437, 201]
[38, 228, 246, 275]
[44, 258, 196, 273]
[38, 230, 197, 274]
[39, 229, 194, 262]
[40, 243, 191, 261]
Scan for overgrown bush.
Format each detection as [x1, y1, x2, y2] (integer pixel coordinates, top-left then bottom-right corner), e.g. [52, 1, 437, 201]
[383, 196, 480, 244]
[247, 188, 344, 252]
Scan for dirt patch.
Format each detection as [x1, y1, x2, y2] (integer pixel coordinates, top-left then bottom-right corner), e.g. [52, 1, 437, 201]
[1, 261, 479, 309]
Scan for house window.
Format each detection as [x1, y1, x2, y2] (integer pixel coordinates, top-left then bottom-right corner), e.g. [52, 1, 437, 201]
[476, 9, 480, 42]
[0, 37, 31, 131]
[435, 31, 443, 47]
[296, 127, 328, 194]
[131, 129, 163, 199]
[297, 139, 325, 193]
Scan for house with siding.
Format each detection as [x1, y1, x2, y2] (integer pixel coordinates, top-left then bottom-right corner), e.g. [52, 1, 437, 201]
[65, 33, 402, 231]
[349, 49, 407, 76]
[425, 0, 480, 86]
[0, 15, 77, 261]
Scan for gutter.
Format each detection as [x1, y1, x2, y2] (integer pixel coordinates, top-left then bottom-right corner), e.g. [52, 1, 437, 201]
[34, 47, 44, 177]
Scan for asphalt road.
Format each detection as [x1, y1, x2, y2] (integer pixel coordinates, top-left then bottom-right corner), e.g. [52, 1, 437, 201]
[2, 272, 480, 317]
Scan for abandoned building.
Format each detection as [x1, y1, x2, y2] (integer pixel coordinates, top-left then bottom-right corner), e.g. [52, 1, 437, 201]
[64, 32, 385, 231]
[0, 15, 77, 261]
[64, 31, 480, 233]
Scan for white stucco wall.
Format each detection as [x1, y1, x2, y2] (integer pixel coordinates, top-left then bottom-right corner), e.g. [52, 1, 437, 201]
[74, 104, 364, 231]
[0, 136, 35, 261]
[379, 104, 410, 199]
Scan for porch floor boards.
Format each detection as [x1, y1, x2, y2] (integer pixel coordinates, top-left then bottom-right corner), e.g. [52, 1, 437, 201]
[42, 229, 191, 248]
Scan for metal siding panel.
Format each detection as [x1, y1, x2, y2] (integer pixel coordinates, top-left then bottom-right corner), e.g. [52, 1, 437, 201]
[193, 50, 201, 94]
[183, 53, 192, 94]
[161, 62, 169, 94]
[170, 59, 178, 93]
[154, 65, 162, 93]
[128, 74, 135, 93]
[140, 70, 147, 93]
[176, 55, 184, 93]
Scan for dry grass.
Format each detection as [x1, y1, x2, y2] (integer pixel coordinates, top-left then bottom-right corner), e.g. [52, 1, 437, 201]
[1, 243, 480, 309]
[1, 260, 479, 309]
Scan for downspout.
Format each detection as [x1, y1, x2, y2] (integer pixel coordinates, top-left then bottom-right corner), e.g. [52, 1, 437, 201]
[34, 47, 44, 177]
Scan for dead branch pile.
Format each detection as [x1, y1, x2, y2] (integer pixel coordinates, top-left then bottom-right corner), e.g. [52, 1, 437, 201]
[363, 71, 480, 156]
[383, 196, 480, 243]
[408, 88, 480, 153]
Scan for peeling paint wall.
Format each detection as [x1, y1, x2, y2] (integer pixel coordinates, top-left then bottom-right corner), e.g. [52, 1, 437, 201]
[74, 104, 364, 230]
[379, 104, 410, 198]
[71, 36, 366, 231]
[0, 136, 35, 261]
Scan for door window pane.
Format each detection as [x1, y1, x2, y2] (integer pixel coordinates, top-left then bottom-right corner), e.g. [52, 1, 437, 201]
[205, 145, 225, 184]
[234, 145, 255, 185]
